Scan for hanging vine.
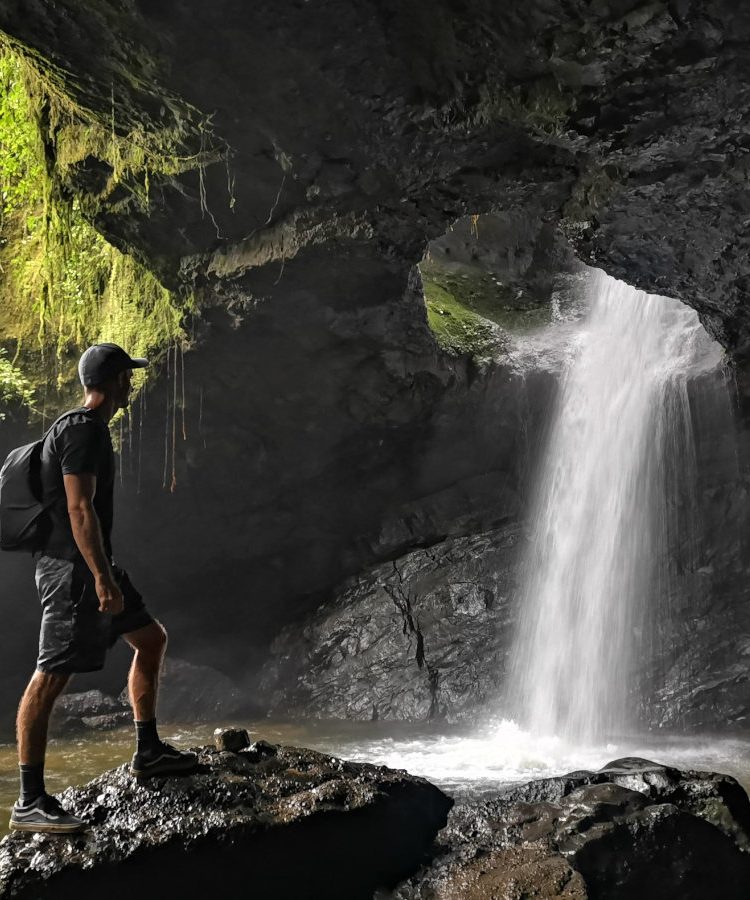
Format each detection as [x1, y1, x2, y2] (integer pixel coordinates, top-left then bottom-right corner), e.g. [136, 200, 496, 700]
[0, 46, 207, 419]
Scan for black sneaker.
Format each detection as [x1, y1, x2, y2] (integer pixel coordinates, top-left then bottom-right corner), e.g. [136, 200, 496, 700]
[9, 793, 87, 834]
[130, 742, 198, 778]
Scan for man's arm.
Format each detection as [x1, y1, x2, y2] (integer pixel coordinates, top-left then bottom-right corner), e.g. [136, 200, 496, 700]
[63, 473, 123, 615]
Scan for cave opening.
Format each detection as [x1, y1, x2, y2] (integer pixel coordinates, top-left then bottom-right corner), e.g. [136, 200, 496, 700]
[375, 210, 745, 779]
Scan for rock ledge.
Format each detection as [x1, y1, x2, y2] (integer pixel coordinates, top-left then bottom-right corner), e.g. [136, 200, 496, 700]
[0, 742, 452, 900]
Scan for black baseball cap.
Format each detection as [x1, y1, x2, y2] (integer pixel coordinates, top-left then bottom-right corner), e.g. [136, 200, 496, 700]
[78, 343, 149, 387]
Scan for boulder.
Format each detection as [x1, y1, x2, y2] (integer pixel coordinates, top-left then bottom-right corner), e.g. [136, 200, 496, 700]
[394, 758, 750, 899]
[261, 525, 521, 723]
[79, 713, 131, 731]
[213, 726, 251, 752]
[52, 690, 130, 735]
[54, 690, 125, 718]
[0, 743, 452, 900]
[120, 657, 246, 722]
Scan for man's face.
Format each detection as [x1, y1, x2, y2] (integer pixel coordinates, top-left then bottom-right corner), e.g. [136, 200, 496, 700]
[115, 369, 133, 409]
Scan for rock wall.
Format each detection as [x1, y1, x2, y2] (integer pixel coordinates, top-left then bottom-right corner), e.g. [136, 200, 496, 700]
[261, 359, 750, 731]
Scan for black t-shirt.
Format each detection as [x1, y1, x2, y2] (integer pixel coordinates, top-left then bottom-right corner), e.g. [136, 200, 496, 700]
[40, 407, 115, 561]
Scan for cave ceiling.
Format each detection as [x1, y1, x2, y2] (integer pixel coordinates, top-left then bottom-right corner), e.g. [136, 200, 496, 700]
[1, 0, 749, 354]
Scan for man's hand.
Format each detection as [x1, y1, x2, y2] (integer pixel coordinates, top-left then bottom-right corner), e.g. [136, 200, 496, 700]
[95, 573, 123, 615]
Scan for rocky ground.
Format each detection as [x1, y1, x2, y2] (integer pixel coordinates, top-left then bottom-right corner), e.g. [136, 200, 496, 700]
[1, 746, 747, 900]
[261, 526, 521, 723]
[0, 737, 451, 900]
[393, 757, 750, 900]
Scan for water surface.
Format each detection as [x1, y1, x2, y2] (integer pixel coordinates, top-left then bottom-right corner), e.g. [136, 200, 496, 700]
[2, 718, 750, 837]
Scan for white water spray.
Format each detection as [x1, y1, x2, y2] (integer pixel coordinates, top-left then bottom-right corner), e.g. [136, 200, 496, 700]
[508, 270, 722, 744]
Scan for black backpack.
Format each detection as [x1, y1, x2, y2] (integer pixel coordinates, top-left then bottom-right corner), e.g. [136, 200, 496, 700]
[0, 410, 82, 552]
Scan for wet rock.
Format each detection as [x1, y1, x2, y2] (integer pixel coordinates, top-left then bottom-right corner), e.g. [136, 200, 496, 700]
[0, 743, 452, 900]
[214, 727, 250, 752]
[80, 713, 132, 731]
[55, 689, 126, 718]
[51, 690, 130, 735]
[244, 739, 278, 762]
[120, 657, 246, 723]
[394, 758, 750, 900]
[261, 525, 521, 723]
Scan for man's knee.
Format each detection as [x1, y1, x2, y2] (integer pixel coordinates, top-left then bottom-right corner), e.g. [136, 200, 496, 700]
[127, 621, 167, 660]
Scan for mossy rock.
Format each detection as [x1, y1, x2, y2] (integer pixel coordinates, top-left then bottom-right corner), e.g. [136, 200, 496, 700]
[420, 257, 554, 357]
[0, 47, 198, 420]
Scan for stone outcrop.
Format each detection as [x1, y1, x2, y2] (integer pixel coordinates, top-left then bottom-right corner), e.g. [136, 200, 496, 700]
[393, 758, 750, 899]
[261, 525, 521, 723]
[0, 742, 452, 900]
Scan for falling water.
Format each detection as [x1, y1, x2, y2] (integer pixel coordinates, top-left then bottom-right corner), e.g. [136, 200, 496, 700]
[508, 270, 723, 744]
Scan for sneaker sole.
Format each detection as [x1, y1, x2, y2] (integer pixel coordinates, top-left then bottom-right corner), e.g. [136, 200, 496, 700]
[130, 758, 199, 778]
[9, 820, 86, 834]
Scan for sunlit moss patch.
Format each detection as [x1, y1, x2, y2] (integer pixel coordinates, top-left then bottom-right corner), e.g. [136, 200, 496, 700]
[0, 47, 198, 420]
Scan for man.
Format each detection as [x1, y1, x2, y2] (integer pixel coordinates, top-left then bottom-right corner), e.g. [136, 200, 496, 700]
[10, 342, 197, 835]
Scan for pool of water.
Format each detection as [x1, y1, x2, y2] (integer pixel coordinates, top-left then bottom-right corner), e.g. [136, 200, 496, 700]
[2, 717, 750, 837]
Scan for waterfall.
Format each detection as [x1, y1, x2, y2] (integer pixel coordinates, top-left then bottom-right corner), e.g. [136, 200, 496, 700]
[508, 270, 723, 744]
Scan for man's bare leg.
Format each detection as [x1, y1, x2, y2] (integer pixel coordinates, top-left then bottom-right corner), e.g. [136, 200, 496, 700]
[17, 671, 70, 764]
[16, 671, 70, 804]
[123, 621, 196, 777]
[123, 621, 167, 720]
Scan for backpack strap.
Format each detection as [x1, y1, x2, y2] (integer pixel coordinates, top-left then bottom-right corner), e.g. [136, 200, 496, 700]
[40, 407, 92, 447]
[35, 408, 94, 519]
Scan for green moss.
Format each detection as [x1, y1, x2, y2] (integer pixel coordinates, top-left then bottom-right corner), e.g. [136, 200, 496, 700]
[0, 47, 198, 419]
[420, 257, 552, 355]
[0, 348, 33, 418]
[423, 276, 498, 356]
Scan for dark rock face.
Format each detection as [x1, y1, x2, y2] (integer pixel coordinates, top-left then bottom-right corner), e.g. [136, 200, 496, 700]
[118, 657, 248, 723]
[3, 1, 750, 358]
[261, 525, 521, 723]
[0, 278, 556, 710]
[0, 743, 452, 900]
[394, 758, 750, 900]
[641, 370, 750, 733]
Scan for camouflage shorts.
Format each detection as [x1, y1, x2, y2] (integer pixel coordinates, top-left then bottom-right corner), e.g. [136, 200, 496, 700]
[35, 556, 154, 674]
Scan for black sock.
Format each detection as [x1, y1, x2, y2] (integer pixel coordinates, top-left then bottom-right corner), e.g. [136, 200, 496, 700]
[135, 718, 161, 755]
[19, 763, 45, 806]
